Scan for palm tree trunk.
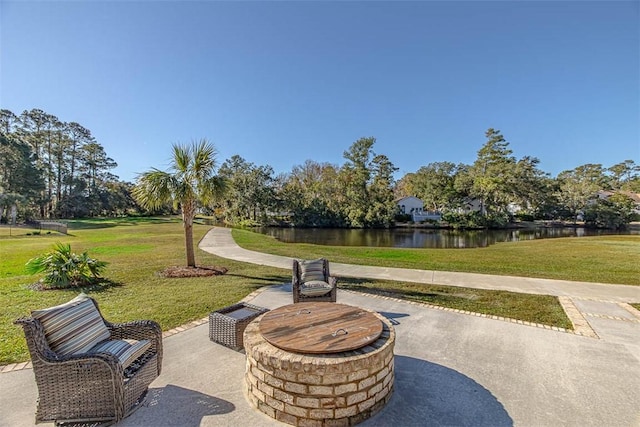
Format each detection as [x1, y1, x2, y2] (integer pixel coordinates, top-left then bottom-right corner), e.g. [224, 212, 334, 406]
[182, 201, 196, 267]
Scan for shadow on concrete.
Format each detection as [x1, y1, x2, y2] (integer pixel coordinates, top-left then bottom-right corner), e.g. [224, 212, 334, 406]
[378, 311, 410, 325]
[363, 356, 513, 427]
[120, 384, 235, 427]
[276, 283, 293, 293]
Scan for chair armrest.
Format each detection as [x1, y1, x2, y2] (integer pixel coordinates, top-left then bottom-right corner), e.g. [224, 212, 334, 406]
[107, 319, 162, 342]
[107, 319, 163, 375]
[45, 351, 123, 373]
[328, 276, 337, 287]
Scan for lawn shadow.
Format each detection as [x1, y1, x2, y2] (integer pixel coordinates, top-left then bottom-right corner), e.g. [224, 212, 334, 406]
[65, 217, 179, 230]
[119, 384, 235, 427]
[363, 355, 513, 427]
[25, 279, 123, 293]
[223, 273, 289, 285]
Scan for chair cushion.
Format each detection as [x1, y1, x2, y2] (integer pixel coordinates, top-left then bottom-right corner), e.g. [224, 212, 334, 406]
[31, 293, 111, 356]
[299, 280, 333, 297]
[88, 339, 152, 369]
[299, 259, 326, 283]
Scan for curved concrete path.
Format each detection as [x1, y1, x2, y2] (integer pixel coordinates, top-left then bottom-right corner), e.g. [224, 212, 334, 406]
[199, 227, 640, 302]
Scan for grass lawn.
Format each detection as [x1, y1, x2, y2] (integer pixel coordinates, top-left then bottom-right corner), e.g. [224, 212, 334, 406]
[0, 218, 289, 364]
[232, 229, 640, 286]
[5, 218, 631, 364]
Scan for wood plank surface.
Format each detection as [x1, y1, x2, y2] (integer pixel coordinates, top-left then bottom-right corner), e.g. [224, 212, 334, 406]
[259, 302, 383, 354]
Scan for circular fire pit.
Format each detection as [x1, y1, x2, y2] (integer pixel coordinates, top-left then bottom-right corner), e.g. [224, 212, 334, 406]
[244, 303, 395, 426]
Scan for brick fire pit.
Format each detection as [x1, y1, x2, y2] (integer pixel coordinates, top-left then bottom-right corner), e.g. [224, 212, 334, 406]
[243, 303, 395, 426]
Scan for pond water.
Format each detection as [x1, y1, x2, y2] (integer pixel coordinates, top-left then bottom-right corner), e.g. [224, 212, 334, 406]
[255, 226, 638, 249]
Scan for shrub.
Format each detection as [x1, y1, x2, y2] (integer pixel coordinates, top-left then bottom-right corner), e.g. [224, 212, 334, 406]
[584, 194, 636, 230]
[25, 243, 108, 289]
[394, 213, 412, 222]
[515, 212, 535, 222]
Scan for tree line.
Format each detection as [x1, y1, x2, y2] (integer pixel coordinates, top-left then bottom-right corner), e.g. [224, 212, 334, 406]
[1, 109, 133, 221]
[2, 108, 638, 229]
[397, 129, 639, 228]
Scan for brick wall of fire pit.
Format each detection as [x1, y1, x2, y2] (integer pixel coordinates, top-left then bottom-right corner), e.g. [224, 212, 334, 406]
[243, 312, 395, 427]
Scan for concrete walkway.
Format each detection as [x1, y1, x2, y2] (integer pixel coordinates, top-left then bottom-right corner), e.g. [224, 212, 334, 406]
[199, 227, 640, 302]
[1, 227, 638, 426]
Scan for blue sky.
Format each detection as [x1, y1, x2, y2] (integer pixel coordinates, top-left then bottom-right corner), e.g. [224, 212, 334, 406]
[2, 1, 638, 183]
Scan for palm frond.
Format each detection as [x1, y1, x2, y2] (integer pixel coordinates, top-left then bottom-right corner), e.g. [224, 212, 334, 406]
[172, 143, 191, 174]
[192, 139, 217, 179]
[198, 176, 227, 206]
[133, 170, 176, 210]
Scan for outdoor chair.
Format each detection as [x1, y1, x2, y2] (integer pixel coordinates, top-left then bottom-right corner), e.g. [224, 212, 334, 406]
[292, 258, 337, 303]
[14, 293, 162, 426]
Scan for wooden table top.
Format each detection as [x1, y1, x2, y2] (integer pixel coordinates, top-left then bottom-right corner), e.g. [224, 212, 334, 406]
[259, 302, 383, 354]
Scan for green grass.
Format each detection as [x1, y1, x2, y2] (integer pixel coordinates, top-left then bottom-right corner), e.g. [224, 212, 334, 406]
[232, 228, 640, 286]
[4, 219, 622, 365]
[340, 278, 572, 329]
[0, 218, 289, 364]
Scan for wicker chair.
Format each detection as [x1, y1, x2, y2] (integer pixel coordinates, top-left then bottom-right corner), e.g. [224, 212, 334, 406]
[15, 294, 162, 426]
[292, 258, 337, 303]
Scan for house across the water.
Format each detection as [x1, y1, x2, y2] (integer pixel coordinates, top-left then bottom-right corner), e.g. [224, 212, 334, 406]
[396, 196, 442, 222]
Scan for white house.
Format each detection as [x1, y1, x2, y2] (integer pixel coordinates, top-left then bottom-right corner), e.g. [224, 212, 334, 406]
[396, 196, 442, 222]
[396, 196, 424, 215]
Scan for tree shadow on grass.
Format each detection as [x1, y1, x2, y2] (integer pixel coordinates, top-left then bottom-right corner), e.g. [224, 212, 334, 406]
[363, 356, 513, 427]
[25, 278, 123, 293]
[119, 384, 235, 427]
[65, 217, 178, 230]
[223, 273, 289, 285]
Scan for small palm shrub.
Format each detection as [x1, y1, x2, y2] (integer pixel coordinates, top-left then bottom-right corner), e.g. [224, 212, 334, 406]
[26, 243, 108, 289]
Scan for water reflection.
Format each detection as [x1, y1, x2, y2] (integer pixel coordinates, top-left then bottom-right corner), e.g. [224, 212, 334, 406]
[256, 227, 637, 249]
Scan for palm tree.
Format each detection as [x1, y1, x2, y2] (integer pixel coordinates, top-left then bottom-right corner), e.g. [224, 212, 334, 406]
[133, 139, 225, 267]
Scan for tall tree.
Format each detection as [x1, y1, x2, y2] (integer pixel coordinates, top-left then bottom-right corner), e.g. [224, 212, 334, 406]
[367, 154, 398, 226]
[0, 133, 44, 221]
[511, 156, 549, 214]
[133, 140, 225, 267]
[218, 155, 275, 223]
[394, 172, 417, 199]
[0, 109, 20, 134]
[468, 129, 517, 215]
[65, 122, 93, 196]
[411, 162, 465, 212]
[279, 160, 344, 227]
[20, 109, 51, 216]
[340, 137, 397, 227]
[608, 160, 640, 191]
[342, 137, 375, 227]
[556, 164, 606, 222]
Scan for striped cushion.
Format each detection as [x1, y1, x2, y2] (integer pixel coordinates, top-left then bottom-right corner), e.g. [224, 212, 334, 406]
[300, 280, 332, 297]
[299, 259, 326, 283]
[88, 339, 151, 369]
[31, 294, 110, 356]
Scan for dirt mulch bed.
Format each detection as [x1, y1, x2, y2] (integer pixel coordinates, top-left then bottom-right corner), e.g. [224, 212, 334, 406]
[159, 265, 229, 278]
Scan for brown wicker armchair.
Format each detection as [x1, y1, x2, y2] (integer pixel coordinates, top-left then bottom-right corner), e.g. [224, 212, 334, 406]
[14, 294, 162, 426]
[292, 258, 337, 303]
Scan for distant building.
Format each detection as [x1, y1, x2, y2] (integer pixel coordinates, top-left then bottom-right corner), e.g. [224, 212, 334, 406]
[396, 196, 424, 215]
[595, 190, 640, 214]
[396, 196, 442, 222]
